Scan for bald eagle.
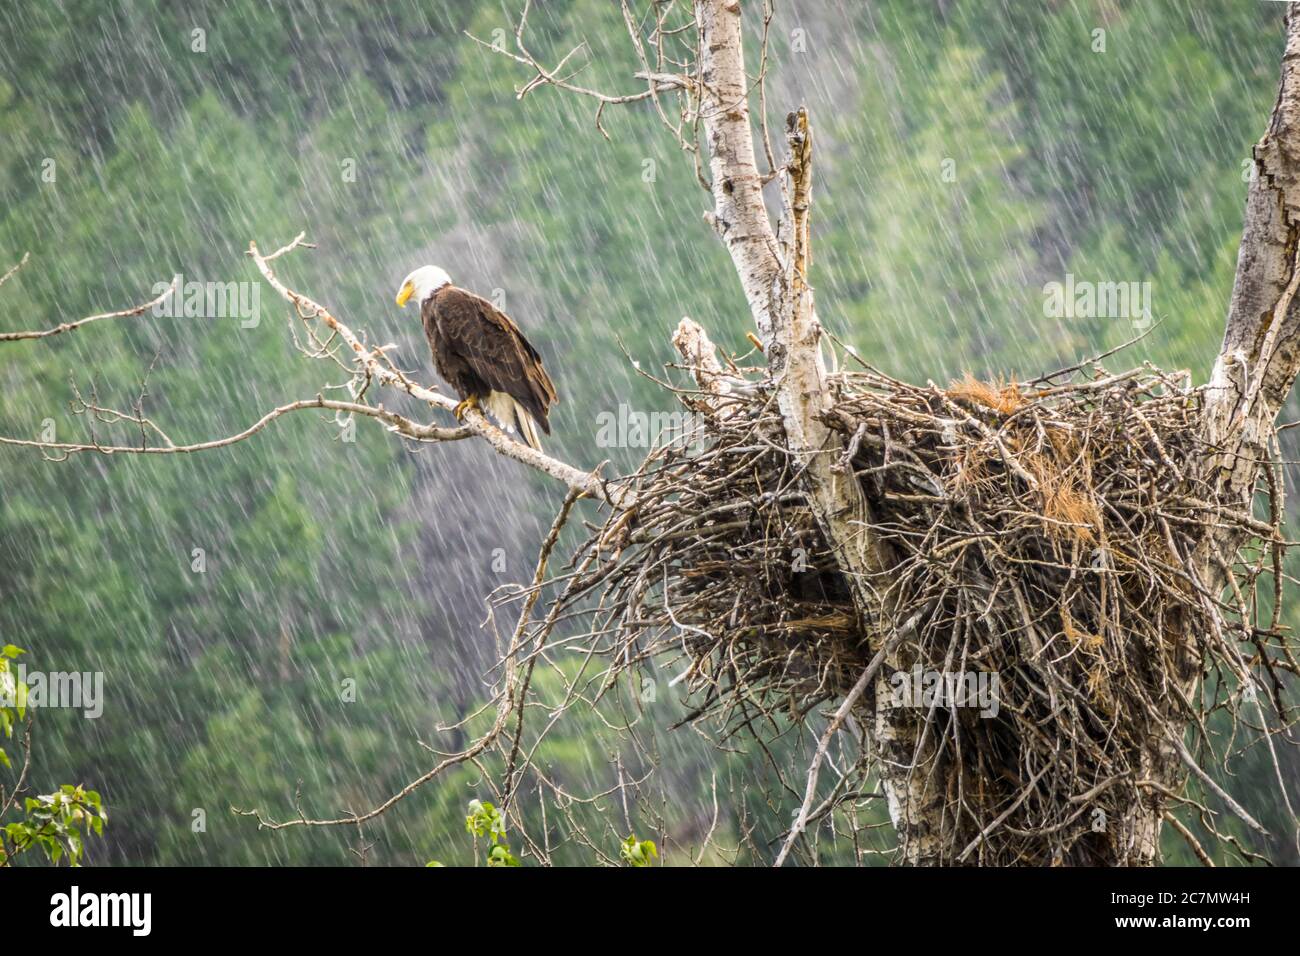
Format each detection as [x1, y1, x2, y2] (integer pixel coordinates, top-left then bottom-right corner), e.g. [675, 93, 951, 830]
[396, 266, 557, 450]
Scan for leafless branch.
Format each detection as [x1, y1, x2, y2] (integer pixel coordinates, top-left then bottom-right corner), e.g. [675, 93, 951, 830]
[0, 269, 177, 342]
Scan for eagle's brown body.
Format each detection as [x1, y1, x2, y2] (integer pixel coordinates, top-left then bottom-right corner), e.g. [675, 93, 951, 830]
[421, 285, 557, 449]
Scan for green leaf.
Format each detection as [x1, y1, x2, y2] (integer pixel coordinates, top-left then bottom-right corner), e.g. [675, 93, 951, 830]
[620, 835, 658, 867]
[486, 843, 520, 867]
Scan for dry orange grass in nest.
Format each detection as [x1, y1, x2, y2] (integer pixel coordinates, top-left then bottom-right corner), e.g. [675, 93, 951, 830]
[946, 372, 1029, 415]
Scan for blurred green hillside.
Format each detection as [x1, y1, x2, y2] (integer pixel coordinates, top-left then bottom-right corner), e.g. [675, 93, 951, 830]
[0, 0, 1293, 865]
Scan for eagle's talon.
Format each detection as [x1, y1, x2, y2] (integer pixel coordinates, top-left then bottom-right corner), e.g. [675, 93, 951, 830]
[453, 395, 480, 421]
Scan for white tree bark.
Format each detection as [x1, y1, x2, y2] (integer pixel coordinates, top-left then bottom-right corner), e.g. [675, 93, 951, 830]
[695, 0, 782, 345]
[1202, 7, 1300, 535]
[693, 0, 943, 863]
[694, 0, 890, 597]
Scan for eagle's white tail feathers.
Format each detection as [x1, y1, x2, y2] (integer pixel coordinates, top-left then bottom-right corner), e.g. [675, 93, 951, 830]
[484, 390, 543, 451]
[514, 404, 542, 451]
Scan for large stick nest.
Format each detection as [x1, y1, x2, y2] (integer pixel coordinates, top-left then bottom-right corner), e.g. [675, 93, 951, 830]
[553, 358, 1296, 864]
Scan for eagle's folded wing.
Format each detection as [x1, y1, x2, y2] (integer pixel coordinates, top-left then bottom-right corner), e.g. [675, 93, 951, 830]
[438, 289, 557, 433]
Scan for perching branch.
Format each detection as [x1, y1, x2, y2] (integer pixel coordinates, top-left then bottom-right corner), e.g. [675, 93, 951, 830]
[0, 396, 466, 460]
[248, 234, 633, 507]
[0, 239, 633, 509]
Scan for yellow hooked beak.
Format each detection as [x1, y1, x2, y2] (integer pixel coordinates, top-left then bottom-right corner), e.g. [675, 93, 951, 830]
[395, 281, 414, 308]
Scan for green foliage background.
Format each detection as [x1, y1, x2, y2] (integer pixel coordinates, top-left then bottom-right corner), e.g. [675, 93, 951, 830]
[0, 0, 1293, 865]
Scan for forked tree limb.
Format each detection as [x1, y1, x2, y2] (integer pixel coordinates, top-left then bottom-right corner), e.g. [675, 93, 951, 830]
[0, 238, 632, 509]
[693, 0, 891, 594]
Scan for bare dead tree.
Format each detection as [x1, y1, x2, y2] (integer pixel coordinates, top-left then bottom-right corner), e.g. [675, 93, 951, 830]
[4, 1, 1300, 866]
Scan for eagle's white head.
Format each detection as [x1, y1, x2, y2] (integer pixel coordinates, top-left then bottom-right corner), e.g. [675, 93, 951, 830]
[395, 265, 452, 308]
